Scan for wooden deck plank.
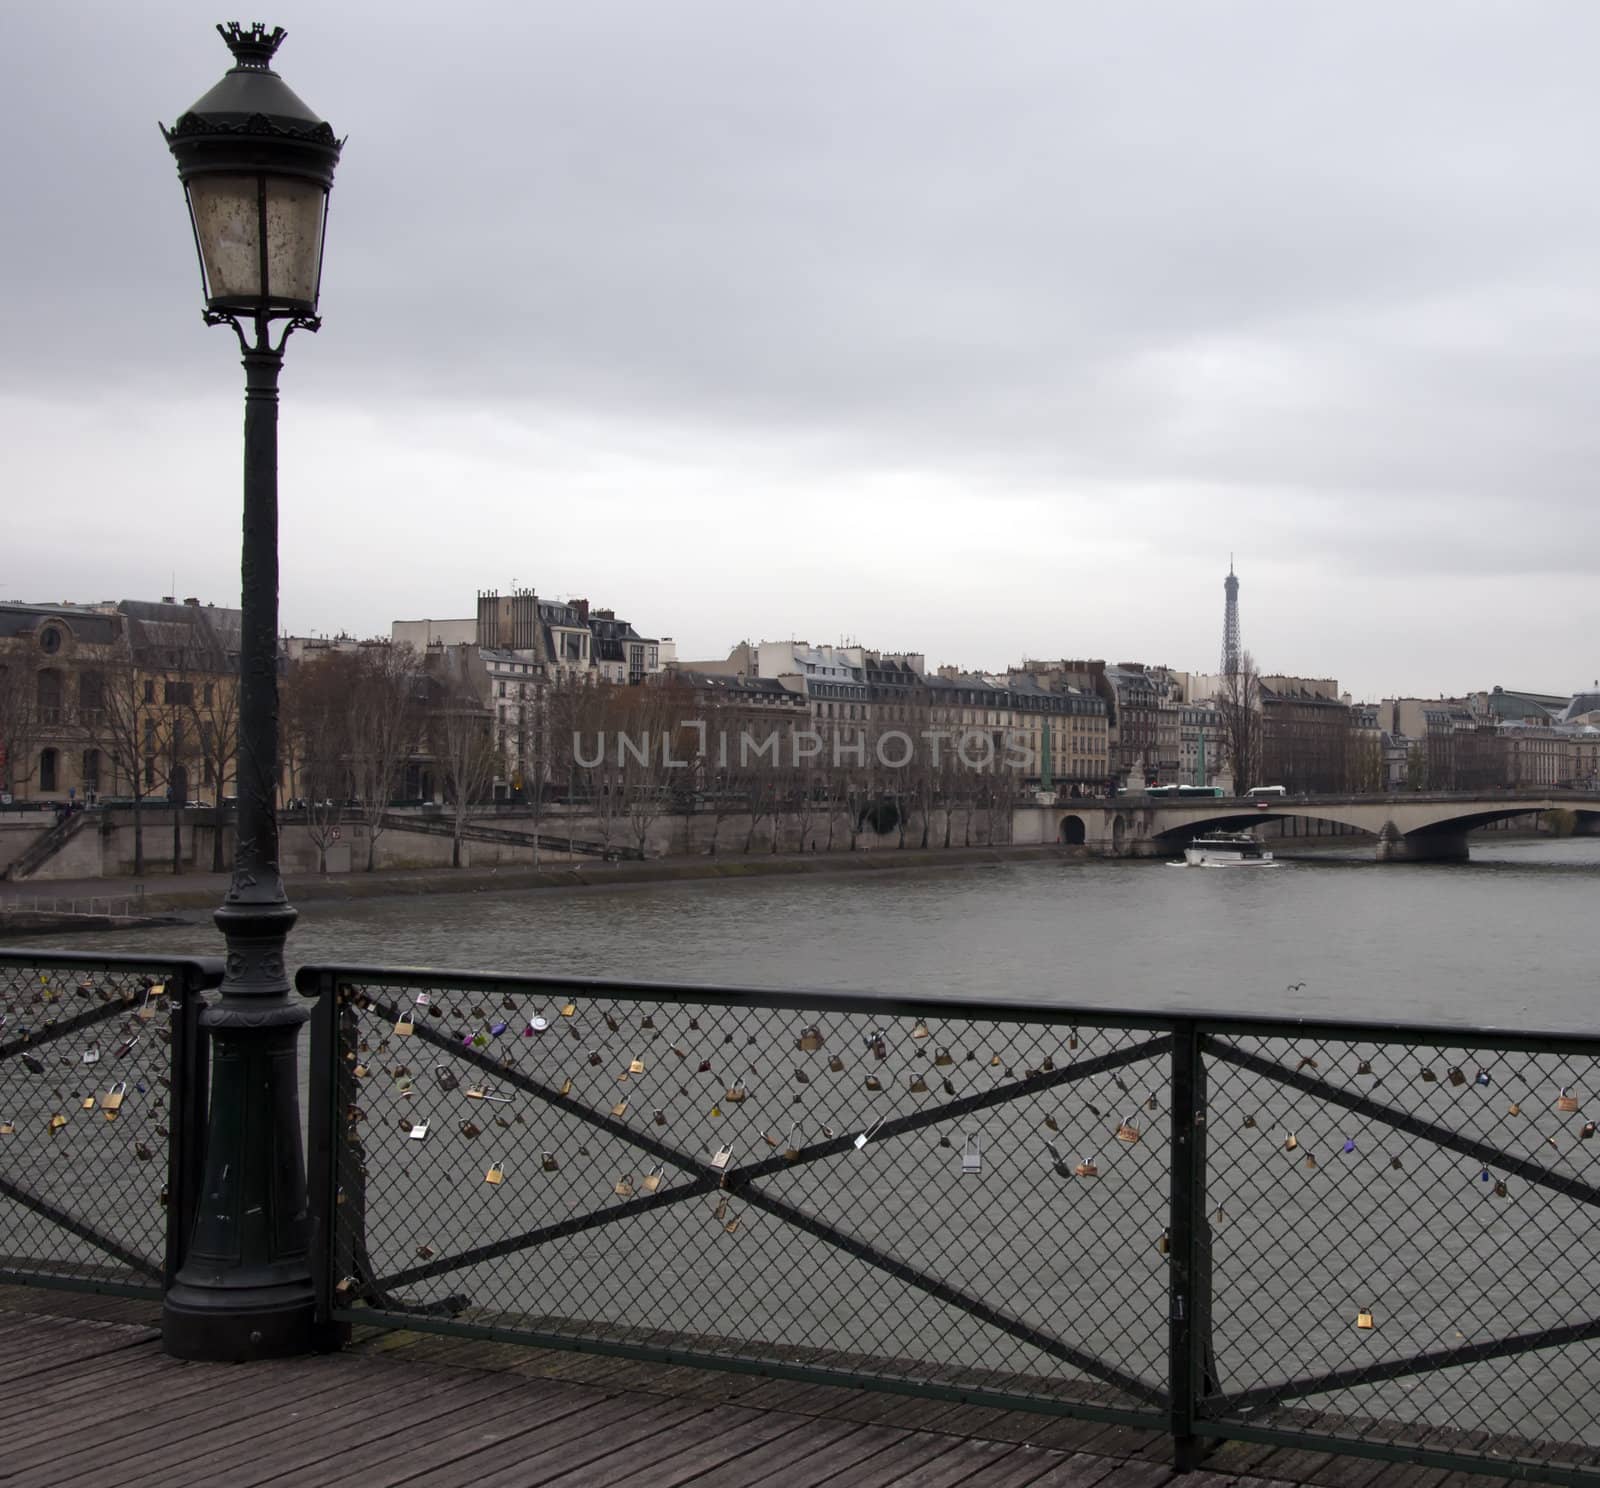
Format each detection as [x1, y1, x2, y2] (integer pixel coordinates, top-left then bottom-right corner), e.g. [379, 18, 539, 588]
[0, 1353, 350, 1459]
[328, 1381, 622, 1488]
[667, 1417, 876, 1488]
[4, 1359, 369, 1483]
[6, 1354, 454, 1485]
[794, 1429, 964, 1488]
[742, 1422, 917, 1488]
[1017, 1454, 1136, 1488]
[0, 1346, 171, 1426]
[406, 1394, 717, 1488]
[539, 1402, 817, 1488]
[868, 1436, 1045, 1488]
[152, 1366, 557, 1488]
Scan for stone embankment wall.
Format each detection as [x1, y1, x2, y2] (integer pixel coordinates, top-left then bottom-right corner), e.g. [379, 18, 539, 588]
[4, 803, 1009, 881]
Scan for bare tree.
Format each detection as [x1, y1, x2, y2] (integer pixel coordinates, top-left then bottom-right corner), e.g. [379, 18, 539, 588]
[426, 676, 500, 868]
[0, 662, 38, 800]
[96, 641, 168, 875]
[187, 674, 239, 872]
[1217, 650, 1263, 796]
[348, 645, 423, 871]
[283, 652, 354, 874]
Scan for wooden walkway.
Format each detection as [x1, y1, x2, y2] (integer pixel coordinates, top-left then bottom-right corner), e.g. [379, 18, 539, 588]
[0, 1288, 1565, 1488]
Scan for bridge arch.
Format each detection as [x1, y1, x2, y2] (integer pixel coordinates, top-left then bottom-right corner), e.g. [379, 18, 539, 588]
[1059, 814, 1086, 846]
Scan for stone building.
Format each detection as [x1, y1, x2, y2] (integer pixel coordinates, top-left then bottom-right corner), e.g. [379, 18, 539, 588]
[0, 597, 240, 806]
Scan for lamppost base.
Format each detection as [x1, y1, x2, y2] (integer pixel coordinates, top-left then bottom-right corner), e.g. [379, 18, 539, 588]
[161, 1277, 316, 1361]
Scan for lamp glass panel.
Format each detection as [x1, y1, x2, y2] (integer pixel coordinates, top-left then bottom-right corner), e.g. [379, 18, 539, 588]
[265, 177, 327, 306]
[186, 174, 262, 301]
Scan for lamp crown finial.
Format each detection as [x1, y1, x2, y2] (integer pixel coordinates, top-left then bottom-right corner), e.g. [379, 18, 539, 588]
[217, 21, 287, 70]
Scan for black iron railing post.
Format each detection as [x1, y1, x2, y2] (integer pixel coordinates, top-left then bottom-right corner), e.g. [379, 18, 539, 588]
[304, 968, 346, 1350]
[1168, 1018, 1210, 1472]
[164, 962, 215, 1288]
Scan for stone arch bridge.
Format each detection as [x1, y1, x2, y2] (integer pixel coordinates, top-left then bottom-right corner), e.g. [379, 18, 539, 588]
[1013, 791, 1600, 862]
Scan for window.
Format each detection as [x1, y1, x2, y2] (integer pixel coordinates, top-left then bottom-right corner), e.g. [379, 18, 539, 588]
[164, 681, 194, 706]
[35, 670, 62, 723]
[144, 759, 155, 790]
[203, 682, 213, 706]
[39, 748, 58, 792]
[143, 679, 155, 704]
[39, 626, 61, 655]
[82, 749, 100, 791]
[79, 672, 104, 713]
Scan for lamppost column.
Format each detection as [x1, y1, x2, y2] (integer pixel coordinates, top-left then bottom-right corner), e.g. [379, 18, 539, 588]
[159, 18, 342, 1359]
[161, 328, 314, 1360]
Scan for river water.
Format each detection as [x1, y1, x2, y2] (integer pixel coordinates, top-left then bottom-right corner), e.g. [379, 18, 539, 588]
[23, 836, 1600, 1029]
[9, 837, 1600, 1460]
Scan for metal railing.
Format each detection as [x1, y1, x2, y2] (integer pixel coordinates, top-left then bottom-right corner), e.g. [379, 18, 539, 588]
[0, 951, 219, 1296]
[297, 963, 1600, 1483]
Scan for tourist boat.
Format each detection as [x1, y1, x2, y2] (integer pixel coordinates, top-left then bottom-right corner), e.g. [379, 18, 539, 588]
[1176, 832, 1278, 868]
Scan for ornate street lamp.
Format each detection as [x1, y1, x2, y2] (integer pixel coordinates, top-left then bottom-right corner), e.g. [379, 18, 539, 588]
[159, 22, 342, 1361]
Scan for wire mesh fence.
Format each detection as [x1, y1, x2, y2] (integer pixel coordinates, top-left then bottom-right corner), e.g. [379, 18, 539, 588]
[1197, 1028, 1600, 1481]
[0, 951, 217, 1296]
[304, 968, 1177, 1424]
[299, 965, 1600, 1483]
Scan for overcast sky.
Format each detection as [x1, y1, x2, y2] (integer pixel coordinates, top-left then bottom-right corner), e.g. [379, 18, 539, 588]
[5, 1, 1598, 701]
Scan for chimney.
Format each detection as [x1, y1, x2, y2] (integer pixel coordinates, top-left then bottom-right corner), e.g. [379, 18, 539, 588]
[183, 597, 200, 607]
[161, 595, 176, 605]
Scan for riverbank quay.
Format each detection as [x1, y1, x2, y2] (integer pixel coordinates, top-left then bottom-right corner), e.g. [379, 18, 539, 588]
[0, 1287, 1559, 1488]
[0, 843, 1080, 931]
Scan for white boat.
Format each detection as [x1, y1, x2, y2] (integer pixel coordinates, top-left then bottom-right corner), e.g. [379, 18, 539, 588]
[1177, 832, 1278, 868]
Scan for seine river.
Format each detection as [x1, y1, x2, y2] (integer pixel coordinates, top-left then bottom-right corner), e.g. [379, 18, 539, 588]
[26, 835, 1600, 1028]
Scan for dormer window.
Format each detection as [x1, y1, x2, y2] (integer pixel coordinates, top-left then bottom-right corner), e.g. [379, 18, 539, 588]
[38, 626, 62, 655]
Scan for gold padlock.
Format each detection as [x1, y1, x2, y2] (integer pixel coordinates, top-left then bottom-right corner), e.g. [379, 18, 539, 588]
[1116, 1122, 1140, 1145]
[934, 1048, 953, 1067]
[50, 1113, 67, 1132]
[1156, 1230, 1171, 1256]
[1284, 1131, 1298, 1151]
[0, 1123, 13, 1137]
[1304, 1151, 1317, 1170]
[1073, 1158, 1099, 1178]
[81, 1095, 96, 1111]
[610, 1100, 628, 1119]
[641, 1164, 665, 1194]
[1448, 1067, 1466, 1087]
[911, 1020, 930, 1040]
[614, 1173, 635, 1198]
[1558, 1088, 1581, 1114]
[908, 1075, 928, 1094]
[864, 1076, 882, 1092]
[724, 1086, 747, 1103]
[485, 1161, 505, 1185]
[828, 1055, 845, 1073]
[1508, 1102, 1522, 1117]
[629, 1058, 646, 1075]
[798, 1026, 823, 1053]
[394, 1009, 415, 1036]
[559, 1077, 573, 1097]
[101, 1082, 126, 1119]
[1356, 1310, 1374, 1330]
